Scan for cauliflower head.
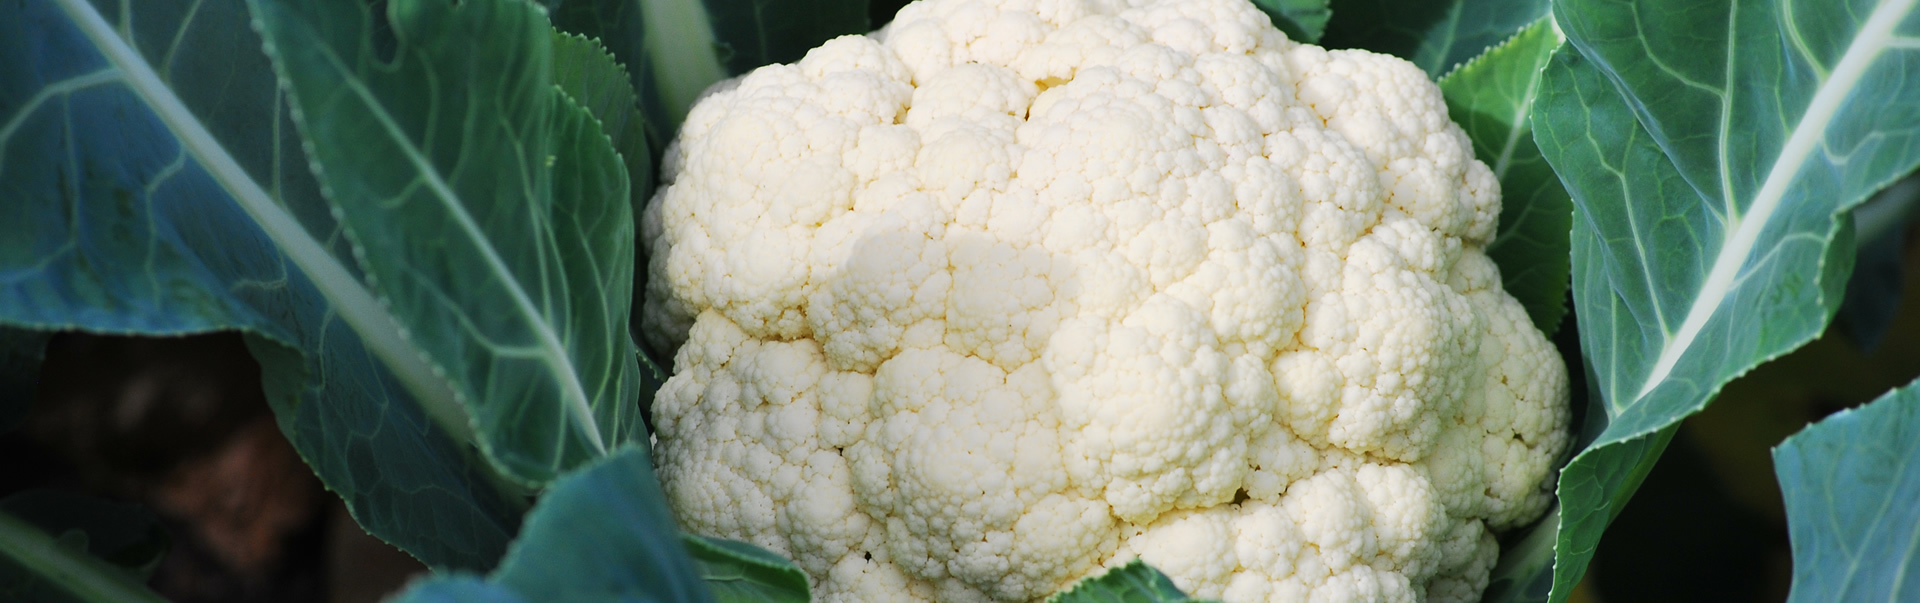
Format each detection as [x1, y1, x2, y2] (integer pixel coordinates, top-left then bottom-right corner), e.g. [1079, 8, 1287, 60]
[640, 0, 1570, 601]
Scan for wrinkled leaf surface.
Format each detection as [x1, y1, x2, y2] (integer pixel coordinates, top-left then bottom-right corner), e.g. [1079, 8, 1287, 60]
[248, 0, 645, 484]
[0, 0, 521, 570]
[1533, 0, 1920, 598]
[684, 535, 810, 603]
[1774, 378, 1920, 602]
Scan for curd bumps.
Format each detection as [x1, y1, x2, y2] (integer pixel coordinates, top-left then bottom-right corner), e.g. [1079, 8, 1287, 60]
[641, 0, 1570, 600]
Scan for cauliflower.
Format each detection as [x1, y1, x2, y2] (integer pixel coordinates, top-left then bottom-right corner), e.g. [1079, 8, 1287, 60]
[640, 0, 1570, 600]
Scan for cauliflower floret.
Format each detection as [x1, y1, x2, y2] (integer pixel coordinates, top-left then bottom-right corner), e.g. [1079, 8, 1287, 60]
[644, 0, 1570, 601]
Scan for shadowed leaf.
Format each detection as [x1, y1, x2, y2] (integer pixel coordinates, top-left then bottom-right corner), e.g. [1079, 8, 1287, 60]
[0, 0, 524, 570]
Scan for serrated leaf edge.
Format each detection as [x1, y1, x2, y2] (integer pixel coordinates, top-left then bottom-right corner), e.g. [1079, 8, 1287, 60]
[1618, 0, 1915, 407]
[1436, 14, 1565, 84]
[47, 0, 485, 462]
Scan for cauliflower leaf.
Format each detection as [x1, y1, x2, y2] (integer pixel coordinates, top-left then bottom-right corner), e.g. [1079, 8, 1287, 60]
[1774, 377, 1920, 602]
[1047, 560, 1210, 603]
[250, 0, 647, 482]
[1533, 0, 1920, 599]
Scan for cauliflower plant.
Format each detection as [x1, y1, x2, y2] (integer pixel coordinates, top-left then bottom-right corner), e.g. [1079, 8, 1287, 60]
[640, 0, 1570, 600]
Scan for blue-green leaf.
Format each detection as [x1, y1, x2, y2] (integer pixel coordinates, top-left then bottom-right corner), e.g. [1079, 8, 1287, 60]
[0, 0, 520, 570]
[247, 0, 645, 484]
[1774, 378, 1920, 602]
[1535, 0, 1920, 599]
[492, 445, 708, 601]
[1321, 0, 1549, 78]
[683, 535, 810, 603]
[388, 445, 713, 603]
[1045, 561, 1207, 603]
[1439, 18, 1570, 335]
[387, 576, 527, 603]
[1251, 0, 1332, 43]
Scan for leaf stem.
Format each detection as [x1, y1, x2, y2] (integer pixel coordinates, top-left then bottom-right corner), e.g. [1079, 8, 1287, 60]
[642, 0, 728, 124]
[1634, 0, 1920, 400]
[0, 511, 169, 603]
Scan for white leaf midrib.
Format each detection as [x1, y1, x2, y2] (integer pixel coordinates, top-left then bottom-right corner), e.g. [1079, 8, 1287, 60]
[1633, 0, 1917, 401]
[50, 0, 481, 450]
[305, 38, 607, 456]
[643, 0, 727, 125]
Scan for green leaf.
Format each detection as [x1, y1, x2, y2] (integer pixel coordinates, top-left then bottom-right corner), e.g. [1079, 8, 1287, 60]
[683, 535, 810, 603]
[1251, 0, 1331, 43]
[552, 31, 651, 227]
[491, 445, 709, 601]
[547, 31, 674, 380]
[0, 493, 168, 603]
[1045, 561, 1206, 603]
[0, 0, 521, 570]
[1479, 505, 1560, 603]
[1320, 0, 1549, 79]
[389, 445, 715, 603]
[544, 0, 871, 148]
[1533, 0, 1920, 598]
[1439, 18, 1570, 335]
[248, 0, 645, 483]
[1774, 378, 1920, 602]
